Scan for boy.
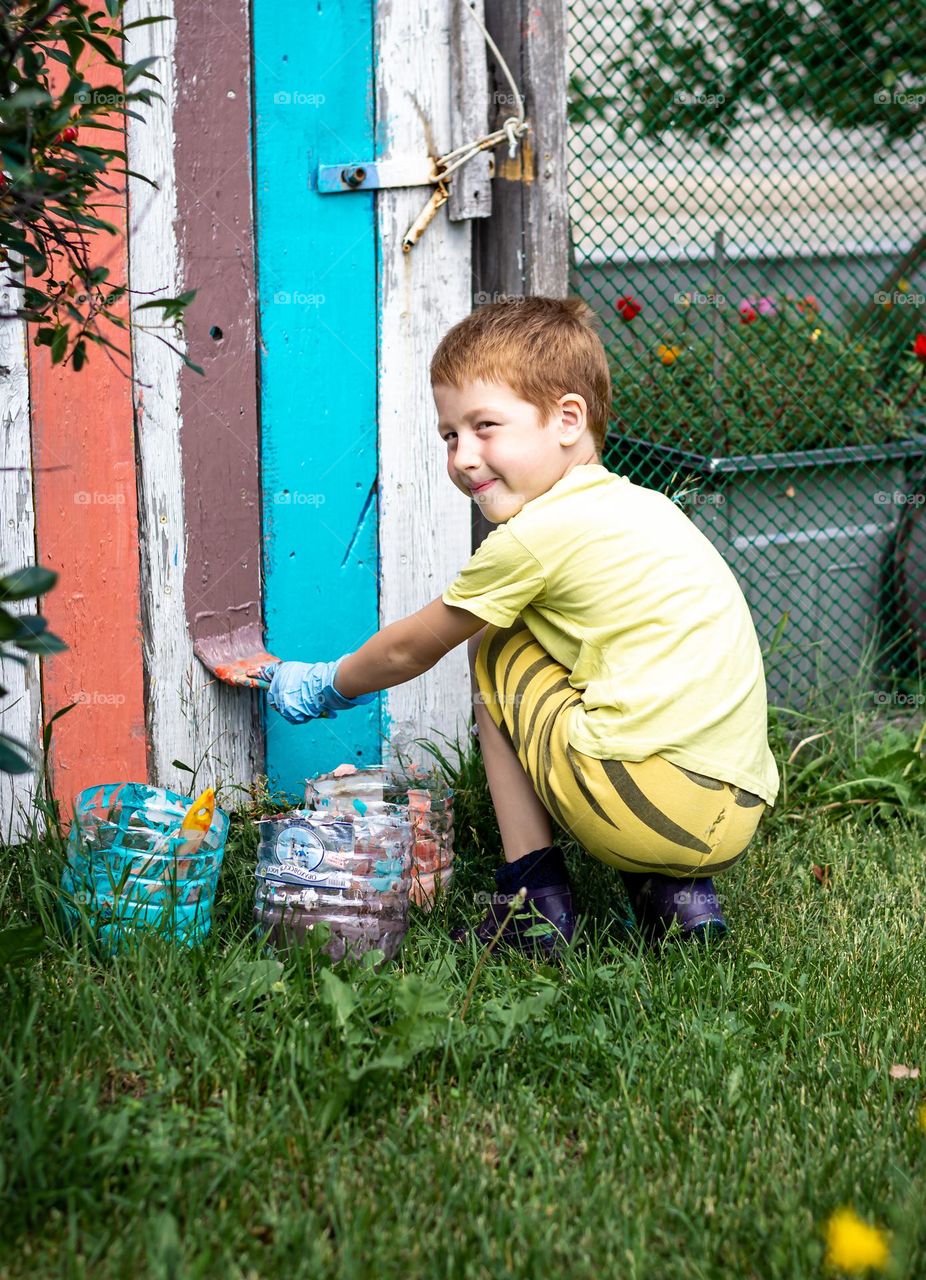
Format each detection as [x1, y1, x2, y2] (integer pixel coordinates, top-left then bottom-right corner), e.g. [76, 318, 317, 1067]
[263, 297, 780, 955]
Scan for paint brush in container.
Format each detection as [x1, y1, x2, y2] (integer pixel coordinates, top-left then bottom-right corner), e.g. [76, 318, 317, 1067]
[193, 621, 281, 688]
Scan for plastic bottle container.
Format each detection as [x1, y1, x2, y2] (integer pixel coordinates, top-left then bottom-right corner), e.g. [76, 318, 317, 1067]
[59, 782, 229, 952]
[253, 805, 413, 963]
[305, 764, 455, 910]
[404, 784, 455, 909]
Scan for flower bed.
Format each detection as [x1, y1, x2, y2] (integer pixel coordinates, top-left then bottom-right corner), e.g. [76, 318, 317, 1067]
[607, 292, 925, 456]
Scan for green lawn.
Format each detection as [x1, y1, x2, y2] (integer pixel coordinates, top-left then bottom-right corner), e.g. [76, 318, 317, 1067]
[1, 733, 924, 1279]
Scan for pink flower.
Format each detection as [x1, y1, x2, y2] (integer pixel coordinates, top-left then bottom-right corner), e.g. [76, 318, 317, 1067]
[738, 300, 758, 324]
[741, 295, 777, 320]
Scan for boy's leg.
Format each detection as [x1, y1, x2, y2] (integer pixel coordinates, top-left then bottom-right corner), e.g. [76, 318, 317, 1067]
[468, 628, 553, 863]
[449, 628, 574, 957]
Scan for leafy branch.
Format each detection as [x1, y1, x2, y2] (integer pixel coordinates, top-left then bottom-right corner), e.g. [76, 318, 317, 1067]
[0, 0, 199, 372]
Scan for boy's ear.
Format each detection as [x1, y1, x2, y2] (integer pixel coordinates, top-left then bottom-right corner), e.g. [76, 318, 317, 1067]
[558, 393, 588, 444]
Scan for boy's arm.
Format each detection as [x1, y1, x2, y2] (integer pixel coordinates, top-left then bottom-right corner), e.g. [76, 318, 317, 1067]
[334, 597, 486, 699]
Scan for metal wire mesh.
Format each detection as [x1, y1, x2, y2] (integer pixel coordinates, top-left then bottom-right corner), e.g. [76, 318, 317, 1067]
[566, 0, 926, 709]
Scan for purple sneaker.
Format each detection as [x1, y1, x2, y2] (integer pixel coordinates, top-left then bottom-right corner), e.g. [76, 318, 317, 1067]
[619, 871, 728, 946]
[450, 882, 576, 959]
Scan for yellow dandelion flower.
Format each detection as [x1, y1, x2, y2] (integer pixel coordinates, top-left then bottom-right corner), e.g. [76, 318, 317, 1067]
[810, 327, 823, 342]
[656, 343, 683, 365]
[918, 1101, 926, 1133]
[824, 1207, 890, 1274]
[898, 277, 911, 293]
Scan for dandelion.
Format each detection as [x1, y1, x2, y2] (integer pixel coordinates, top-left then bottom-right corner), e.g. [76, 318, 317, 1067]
[824, 1207, 890, 1274]
[810, 328, 823, 343]
[656, 343, 682, 365]
[898, 278, 911, 292]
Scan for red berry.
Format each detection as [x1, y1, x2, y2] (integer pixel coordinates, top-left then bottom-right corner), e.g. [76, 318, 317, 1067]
[56, 125, 79, 144]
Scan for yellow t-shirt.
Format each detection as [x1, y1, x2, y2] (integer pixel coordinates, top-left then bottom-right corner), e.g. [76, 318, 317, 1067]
[442, 463, 780, 807]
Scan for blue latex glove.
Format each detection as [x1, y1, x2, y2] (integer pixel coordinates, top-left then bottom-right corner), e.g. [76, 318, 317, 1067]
[264, 655, 378, 724]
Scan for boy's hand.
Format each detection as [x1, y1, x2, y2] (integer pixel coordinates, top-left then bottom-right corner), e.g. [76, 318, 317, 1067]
[266, 656, 378, 724]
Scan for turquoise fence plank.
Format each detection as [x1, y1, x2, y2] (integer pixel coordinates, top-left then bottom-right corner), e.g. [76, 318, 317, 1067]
[253, 0, 380, 796]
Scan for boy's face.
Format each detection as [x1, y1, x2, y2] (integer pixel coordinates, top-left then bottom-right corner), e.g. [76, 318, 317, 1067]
[433, 379, 597, 524]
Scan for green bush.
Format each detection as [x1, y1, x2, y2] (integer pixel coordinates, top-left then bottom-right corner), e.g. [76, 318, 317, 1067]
[608, 294, 925, 456]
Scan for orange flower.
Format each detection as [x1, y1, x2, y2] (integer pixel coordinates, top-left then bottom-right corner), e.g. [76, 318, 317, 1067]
[656, 343, 682, 365]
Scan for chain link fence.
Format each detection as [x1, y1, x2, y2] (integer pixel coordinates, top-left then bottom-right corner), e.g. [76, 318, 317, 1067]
[566, 0, 926, 709]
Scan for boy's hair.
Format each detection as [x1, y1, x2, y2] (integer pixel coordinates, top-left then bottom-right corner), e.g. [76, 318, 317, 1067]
[429, 295, 612, 456]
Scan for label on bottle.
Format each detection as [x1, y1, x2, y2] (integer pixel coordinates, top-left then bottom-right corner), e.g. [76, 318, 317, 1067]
[265, 823, 353, 889]
[268, 860, 353, 890]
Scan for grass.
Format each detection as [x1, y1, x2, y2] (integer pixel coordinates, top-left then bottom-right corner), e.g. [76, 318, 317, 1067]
[1, 717, 925, 1279]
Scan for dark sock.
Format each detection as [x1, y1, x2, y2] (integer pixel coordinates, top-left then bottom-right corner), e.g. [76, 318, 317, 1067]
[495, 844, 568, 893]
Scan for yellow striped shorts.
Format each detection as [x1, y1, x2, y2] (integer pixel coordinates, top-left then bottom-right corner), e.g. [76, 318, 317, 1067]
[474, 620, 767, 876]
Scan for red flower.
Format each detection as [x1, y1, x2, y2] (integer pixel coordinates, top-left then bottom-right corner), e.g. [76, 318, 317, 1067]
[738, 300, 758, 324]
[795, 294, 821, 315]
[616, 295, 642, 323]
[914, 333, 926, 363]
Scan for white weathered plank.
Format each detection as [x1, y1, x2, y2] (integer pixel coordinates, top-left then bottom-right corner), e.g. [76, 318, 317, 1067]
[124, 0, 260, 798]
[448, 0, 492, 221]
[377, 0, 475, 768]
[0, 284, 44, 842]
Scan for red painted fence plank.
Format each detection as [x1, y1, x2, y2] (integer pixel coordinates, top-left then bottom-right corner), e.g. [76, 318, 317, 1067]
[29, 33, 148, 817]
